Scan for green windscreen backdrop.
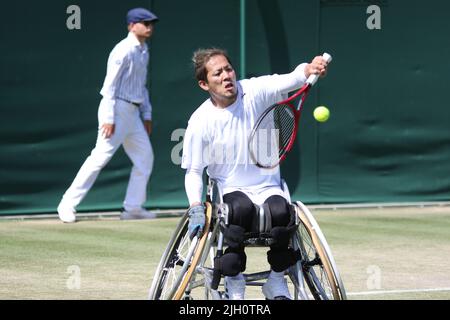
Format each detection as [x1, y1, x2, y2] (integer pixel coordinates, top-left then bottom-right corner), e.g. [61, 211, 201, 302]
[1, 0, 449, 215]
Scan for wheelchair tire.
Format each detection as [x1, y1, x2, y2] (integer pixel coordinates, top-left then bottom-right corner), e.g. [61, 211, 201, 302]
[148, 202, 212, 300]
[293, 201, 347, 300]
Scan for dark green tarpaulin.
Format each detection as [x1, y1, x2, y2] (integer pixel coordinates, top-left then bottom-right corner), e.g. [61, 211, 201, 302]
[1, 0, 449, 215]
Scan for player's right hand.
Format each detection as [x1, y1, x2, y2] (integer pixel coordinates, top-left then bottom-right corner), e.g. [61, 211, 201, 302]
[187, 204, 205, 239]
[305, 56, 328, 78]
[101, 123, 115, 138]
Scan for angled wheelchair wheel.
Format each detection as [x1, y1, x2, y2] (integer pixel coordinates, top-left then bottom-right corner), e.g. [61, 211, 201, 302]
[148, 202, 213, 300]
[292, 201, 347, 300]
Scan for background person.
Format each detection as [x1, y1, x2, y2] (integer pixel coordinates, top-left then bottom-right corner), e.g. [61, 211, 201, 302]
[57, 8, 159, 223]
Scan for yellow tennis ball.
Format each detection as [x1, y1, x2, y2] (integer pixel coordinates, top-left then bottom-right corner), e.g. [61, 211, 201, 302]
[313, 106, 330, 122]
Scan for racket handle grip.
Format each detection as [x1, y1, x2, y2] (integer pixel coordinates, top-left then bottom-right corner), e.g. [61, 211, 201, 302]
[306, 52, 333, 86]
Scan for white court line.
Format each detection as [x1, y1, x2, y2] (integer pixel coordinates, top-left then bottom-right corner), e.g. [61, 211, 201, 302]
[348, 287, 450, 296]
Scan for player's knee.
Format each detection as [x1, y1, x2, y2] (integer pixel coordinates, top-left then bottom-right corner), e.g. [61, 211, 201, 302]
[224, 192, 256, 228]
[231, 200, 254, 220]
[265, 195, 291, 227]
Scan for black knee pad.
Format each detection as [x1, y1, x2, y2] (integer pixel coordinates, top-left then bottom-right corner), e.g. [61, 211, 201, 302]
[270, 226, 291, 248]
[269, 209, 297, 248]
[267, 248, 301, 272]
[222, 224, 246, 249]
[224, 192, 256, 228]
[265, 195, 292, 226]
[214, 248, 247, 276]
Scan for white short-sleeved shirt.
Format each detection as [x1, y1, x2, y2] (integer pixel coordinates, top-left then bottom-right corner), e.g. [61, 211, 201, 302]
[182, 65, 307, 205]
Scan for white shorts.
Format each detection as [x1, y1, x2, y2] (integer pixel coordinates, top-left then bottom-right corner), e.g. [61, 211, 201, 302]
[223, 185, 288, 206]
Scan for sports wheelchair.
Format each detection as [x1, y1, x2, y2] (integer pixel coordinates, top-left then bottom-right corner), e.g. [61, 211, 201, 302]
[149, 178, 346, 300]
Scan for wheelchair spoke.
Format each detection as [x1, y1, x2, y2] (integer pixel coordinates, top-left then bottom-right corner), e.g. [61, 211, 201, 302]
[296, 221, 335, 299]
[153, 229, 197, 299]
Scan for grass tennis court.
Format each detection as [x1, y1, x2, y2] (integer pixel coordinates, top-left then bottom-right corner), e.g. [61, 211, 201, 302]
[1, 205, 449, 300]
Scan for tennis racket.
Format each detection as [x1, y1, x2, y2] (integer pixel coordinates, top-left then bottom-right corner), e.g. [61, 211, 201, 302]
[248, 52, 332, 169]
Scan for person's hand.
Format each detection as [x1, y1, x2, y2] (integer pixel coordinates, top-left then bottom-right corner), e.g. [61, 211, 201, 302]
[305, 56, 329, 79]
[143, 120, 152, 135]
[101, 123, 115, 138]
[187, 204, 205, 239]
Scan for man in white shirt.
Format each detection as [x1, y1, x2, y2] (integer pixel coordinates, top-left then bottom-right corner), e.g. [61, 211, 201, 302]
[182, 48, 329, 299]
[57, 8, 158, 223]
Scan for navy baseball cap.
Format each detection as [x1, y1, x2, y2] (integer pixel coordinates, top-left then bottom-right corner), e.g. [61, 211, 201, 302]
[126, 8, 159, 24]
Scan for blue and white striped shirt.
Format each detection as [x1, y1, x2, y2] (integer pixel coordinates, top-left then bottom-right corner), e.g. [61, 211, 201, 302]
[100, 32, 153, 123]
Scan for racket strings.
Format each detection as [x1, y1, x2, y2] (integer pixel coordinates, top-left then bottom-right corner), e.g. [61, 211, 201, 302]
[273, 104, 296, 152]
[250, 104, 296, 167]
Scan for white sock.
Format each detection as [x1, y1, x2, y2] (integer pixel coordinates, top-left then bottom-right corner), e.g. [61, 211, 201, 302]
[270, 270, 285, 279]
[227, 273, 244, 280]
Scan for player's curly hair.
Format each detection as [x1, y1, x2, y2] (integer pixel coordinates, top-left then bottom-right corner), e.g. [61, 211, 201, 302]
[192, 48, 233, 82]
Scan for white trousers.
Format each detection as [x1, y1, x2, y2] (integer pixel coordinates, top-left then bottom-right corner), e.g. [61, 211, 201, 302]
[61, 99, 154, 211]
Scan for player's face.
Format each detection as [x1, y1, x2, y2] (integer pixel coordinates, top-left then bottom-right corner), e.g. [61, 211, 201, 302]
[199, 55, 237, 108]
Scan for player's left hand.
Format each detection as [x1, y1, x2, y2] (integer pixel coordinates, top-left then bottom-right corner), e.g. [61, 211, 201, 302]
[187, 204, 206, 239]
[143, 120, 152, 135]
